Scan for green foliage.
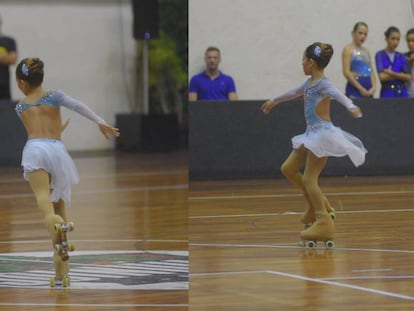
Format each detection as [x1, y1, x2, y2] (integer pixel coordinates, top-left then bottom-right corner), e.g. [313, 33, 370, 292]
[148, 31, 187, 89]
[135, 0, 188, 117]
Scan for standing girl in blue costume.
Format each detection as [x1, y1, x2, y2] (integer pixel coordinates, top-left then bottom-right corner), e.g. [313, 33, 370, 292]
[342, 22, 376, 98]
[15, 58, 119, 286]
[375, 26, 411, 98]
[405, 28, 414, 98]
[261, 42, 367, 243]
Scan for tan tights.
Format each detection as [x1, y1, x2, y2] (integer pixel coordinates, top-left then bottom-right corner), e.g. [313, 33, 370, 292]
[28, 169, 68, 280]
[281, 146, 332, 223]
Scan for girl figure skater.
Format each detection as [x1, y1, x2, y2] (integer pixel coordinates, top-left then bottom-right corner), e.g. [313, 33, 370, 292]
[375, 26, 411, 98]
[342, 22, 376, 98]
[15, 58, 119, 286]
[261, 43, 367, 244]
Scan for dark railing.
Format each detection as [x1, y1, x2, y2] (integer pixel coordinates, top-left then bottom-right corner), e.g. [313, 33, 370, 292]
[0, 100, 26, 167]
[189, 98, 414, 180]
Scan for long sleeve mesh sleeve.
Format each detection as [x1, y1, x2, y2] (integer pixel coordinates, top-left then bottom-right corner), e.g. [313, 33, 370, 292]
[320, 79, 356, 110]
[54, 90, 106, 124]
[271, 82, 305, 103]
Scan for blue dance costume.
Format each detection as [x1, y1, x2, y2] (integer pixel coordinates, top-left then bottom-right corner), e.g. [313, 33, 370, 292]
[272, 77, 367, 167]
[345, 48, 373, 98]
[16, 90, 106, 207]
[375, 50, 409, 97]
[405, 52, 414, 98]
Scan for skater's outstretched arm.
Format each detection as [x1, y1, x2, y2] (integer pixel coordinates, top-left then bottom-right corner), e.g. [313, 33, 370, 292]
[262, 82, 305, 115]
[54, 90, 120, 138]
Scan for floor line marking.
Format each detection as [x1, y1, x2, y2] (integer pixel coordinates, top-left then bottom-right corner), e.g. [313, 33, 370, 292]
[0, 303, 188, 308]
[190, 270, 414, 301]
[190, 208, 414, 219]
[0, 184, 188, 199]
[0, 239, 187, 245]
[0, 170, 188, 184]
[265, 270, 414, 301]
[321, 275, 414, 281]
[190, 270, 265, 277]
[352, 268, 393, 273]
[189, 189, 414, 200]
[189, 242, 414, 254]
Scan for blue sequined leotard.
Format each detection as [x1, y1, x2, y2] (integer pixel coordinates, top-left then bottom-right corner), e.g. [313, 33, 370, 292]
[15, 91, 58, 117]
[345, 48, 373, 98]
[15, 89, 105, 124]
[350, 48, 372, 77]
[271, 77, 367, 166]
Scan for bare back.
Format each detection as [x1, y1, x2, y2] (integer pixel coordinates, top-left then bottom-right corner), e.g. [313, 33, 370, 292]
[21, 105, 63, 140]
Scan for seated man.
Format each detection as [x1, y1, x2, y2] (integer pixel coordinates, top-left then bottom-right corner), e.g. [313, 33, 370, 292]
[188, 46, 238, 101]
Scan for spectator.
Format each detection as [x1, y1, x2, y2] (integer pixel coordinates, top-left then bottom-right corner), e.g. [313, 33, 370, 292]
[188, 46, 238, 101]
[0, 15, 17, 100]
[405, 28, 414, 97]
[375, 26, 411, 98]
[342, 22, 376, 98]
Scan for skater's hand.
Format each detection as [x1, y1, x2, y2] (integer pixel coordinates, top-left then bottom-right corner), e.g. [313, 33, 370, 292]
[261, 100, 277, 115]
[349, 106, 363, 118]
[98, 123, 120, 139]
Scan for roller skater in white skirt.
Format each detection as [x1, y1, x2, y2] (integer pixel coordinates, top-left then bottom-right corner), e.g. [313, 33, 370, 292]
[15, 58, 119, 286]
[262, 42, 367, 248]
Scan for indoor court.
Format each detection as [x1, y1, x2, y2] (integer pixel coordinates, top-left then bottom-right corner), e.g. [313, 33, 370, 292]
[0, 150, 188, 310]
[189, 175, 414, 310]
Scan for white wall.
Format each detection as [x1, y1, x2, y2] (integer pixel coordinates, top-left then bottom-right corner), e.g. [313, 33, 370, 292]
[1, 0, 136, 151]
[189, 0, 414, 100]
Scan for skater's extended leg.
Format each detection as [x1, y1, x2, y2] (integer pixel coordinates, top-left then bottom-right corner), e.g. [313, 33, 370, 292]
[281, 147, 315, 224]
[28, 170, 66, 279]
[301, 152, 334, 241]
[28, 170, 64, 236]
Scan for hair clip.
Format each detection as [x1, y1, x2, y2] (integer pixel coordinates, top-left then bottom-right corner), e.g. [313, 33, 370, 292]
[22, 63, 29, 76]
[314, 46, 321, 57]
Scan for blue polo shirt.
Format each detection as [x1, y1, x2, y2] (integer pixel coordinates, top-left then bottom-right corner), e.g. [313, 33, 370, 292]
[189, 71, 236, 100]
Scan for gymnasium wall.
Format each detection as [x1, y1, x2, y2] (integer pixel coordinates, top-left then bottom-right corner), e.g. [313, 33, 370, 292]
[189, 0, 414, 100]
[189, 99, 414, 180]
[1, 0, 135, 151]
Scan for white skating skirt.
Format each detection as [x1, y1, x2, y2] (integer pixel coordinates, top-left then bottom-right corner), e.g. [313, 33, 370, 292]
[21, 139, 80, 207]
[292, 123, 367, 167]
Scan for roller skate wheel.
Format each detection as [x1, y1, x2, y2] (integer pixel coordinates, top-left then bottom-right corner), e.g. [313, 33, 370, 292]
[68, 222, 75, 231]
[49, 277, 56, 287]
[68, 242, 75, 251]
[55, 245, 62, 252]
[304, 240, 316, 249]
[62, 276, 71, 287]
[324, 240, 335, 249]
[54, 224, 62, 233]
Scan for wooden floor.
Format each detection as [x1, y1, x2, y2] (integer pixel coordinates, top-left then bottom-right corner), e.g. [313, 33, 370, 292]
[3, 149, 414, 310]
[0, 150, 188, 310]
[189, 176, 414, 310]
